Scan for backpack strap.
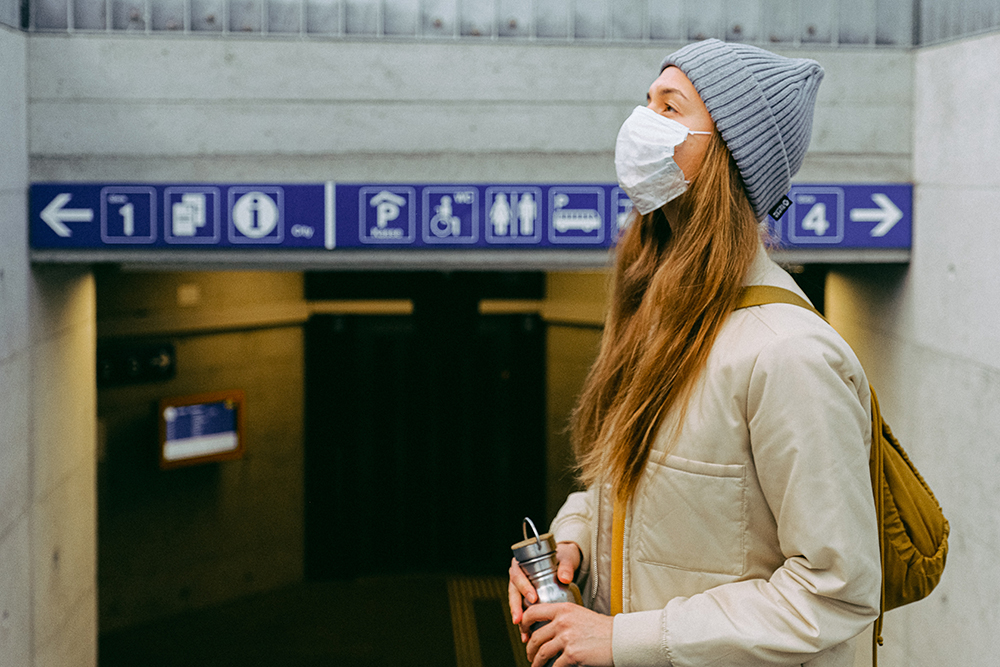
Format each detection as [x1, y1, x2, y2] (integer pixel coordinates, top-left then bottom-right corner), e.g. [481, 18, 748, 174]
[868, 388, 888, 666]
[737, 284, 822, 318]
[736, 285, 884, 667]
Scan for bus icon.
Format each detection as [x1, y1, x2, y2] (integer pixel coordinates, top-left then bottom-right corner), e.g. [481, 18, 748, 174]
[553, 209, 602, 233]
[548, 188, 605, 244]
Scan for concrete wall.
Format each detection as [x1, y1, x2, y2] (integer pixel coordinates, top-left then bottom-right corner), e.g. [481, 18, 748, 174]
[26, 36, 911, 186]
[0, 24, 32, 667]
[26, 267, 97, 667]
[1, 23, 98, 667]
[826, 30, 1000, 667]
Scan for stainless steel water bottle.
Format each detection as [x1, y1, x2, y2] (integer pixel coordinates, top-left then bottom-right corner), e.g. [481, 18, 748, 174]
[512, 517, 583, 614]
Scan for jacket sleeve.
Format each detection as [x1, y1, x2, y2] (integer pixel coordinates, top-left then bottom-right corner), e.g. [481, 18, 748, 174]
[550, 488, 595, 586]
[612, 327, 882, 667]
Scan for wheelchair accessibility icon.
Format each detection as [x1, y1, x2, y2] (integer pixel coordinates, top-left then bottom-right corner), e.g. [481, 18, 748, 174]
[422, 188, 478, 244]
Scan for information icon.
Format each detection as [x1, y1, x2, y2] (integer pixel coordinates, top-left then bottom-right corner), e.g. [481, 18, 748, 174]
[228, 187, 284, 244]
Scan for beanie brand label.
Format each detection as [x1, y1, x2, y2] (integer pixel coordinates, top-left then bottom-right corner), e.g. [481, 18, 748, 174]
[769, 195, 792, 220]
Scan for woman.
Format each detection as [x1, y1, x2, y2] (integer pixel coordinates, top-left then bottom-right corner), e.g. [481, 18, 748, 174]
[508, 39, 881, 667]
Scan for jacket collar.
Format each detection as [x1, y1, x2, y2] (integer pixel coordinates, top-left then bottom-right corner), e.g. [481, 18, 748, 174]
[742, 241, 814, 304]
[744, 242, 776, 287]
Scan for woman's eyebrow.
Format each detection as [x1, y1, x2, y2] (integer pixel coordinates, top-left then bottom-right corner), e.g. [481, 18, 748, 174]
[653, 86, 689, 101]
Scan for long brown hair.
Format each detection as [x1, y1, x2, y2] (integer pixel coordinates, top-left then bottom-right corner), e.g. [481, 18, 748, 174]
[571, 131, 761, 502]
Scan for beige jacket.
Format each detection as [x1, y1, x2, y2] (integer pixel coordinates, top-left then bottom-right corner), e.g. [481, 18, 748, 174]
[551, 247, 881, 667]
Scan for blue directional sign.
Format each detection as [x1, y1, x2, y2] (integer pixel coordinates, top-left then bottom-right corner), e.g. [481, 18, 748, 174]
[30, 182, 912, 254]
[773, 183, 912, 249]
[32, 183, 326, 250]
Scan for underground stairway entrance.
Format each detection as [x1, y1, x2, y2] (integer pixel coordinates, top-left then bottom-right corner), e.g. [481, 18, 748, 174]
[100, 271, 547, 667]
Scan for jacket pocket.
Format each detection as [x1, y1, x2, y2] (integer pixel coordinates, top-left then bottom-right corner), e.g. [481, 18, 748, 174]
[632, 455, 747, 576]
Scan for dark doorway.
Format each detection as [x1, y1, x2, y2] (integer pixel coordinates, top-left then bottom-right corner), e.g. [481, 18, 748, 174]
[788, 263, 828, 314]
[304, 273, 547, 580]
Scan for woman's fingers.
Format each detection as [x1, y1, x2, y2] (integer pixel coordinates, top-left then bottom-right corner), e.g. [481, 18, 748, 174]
[522, 606, 559, 663]
[555, 542, 582, 584]
[509, 557, 538, 603]
[508, 557, 537, 628]
[521, 603, 614, 667]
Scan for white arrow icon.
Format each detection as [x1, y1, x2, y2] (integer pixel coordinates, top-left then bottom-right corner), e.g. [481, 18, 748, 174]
[849, 193, 902, 237]
[40, 193, 94, 237]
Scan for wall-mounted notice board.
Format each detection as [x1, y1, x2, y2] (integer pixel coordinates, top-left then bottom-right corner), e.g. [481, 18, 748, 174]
[159, 390, 245, 470]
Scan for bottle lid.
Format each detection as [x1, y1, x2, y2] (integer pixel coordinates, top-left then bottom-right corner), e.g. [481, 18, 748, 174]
[511, 517, 557, 562]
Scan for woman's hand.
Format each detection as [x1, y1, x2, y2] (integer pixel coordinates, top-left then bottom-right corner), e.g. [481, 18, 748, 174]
[520, 603, 614, 667]
[508, 542, 582, 638]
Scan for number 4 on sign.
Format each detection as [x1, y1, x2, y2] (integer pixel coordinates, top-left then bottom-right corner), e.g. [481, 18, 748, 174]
[801, 202, 830, 236]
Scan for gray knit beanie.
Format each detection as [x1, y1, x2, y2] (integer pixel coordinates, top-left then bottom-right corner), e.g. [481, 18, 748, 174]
[661, 39, 823, 220]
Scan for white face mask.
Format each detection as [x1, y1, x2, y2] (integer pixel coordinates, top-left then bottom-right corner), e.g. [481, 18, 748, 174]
[614, 105, 712, 215]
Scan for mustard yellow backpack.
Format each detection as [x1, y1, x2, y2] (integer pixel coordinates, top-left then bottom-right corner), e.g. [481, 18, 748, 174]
[738, 285, 949, 667]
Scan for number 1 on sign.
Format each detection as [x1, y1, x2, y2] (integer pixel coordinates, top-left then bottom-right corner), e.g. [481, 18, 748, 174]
[800, 202, 829, 236]
[119, 203, 135, 237]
